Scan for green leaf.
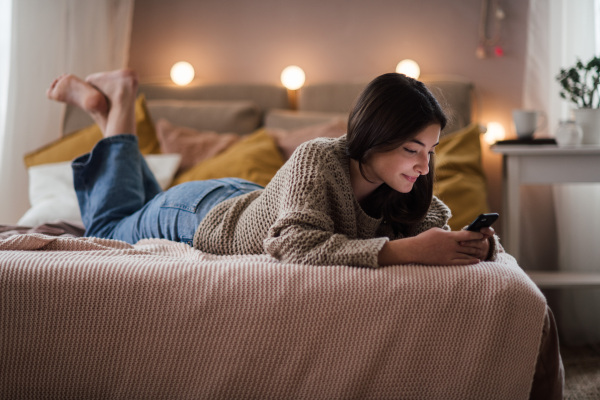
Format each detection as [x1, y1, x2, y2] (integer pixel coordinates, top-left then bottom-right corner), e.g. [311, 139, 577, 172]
[556, 55, 600, 108]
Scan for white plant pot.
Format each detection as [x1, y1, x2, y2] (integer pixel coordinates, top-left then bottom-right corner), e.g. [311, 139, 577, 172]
[573, 108, 600, 145]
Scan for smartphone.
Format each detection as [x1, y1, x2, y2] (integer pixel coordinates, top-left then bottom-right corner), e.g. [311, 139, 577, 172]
[465, 213, 499, 232]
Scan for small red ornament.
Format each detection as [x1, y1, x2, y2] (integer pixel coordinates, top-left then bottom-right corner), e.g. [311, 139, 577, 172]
[494, 46, 504, 57]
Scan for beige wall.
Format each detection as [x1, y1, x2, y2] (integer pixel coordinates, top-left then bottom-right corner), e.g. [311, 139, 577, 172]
[129, 0, 532, 233]
[130, 0, 529, 118]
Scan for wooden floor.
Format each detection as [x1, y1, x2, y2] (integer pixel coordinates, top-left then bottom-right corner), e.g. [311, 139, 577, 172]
[561, 344, 600, 399]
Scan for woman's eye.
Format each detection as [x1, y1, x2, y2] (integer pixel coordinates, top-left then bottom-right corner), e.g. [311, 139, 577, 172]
[403, 147, 417, 154]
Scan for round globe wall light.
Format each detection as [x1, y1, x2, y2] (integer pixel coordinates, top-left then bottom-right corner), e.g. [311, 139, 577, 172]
[170, 61, 195, 86]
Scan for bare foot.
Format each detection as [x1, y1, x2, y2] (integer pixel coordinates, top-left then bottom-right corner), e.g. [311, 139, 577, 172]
[85, 69, 138, 137]
[47, 74, 109, 131]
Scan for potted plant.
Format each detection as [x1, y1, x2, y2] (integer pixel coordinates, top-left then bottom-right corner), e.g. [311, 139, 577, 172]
[556, 56, 600, 144]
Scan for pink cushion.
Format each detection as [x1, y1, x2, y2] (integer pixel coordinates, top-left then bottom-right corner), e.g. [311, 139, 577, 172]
[155, 118, 241, 172]
[267, 119, 346, 159]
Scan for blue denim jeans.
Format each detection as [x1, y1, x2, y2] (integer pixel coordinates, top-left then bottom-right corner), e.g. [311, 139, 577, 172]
[72, 134, 263, 246]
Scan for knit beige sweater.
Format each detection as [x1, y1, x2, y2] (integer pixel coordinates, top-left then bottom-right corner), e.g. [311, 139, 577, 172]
[194, 136, 496, 267]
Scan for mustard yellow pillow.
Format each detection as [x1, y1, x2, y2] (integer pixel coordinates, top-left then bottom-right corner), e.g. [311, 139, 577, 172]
[24, 95, 159, 167]
[433, 123, 489, 231]
[172, 129, 285, 188]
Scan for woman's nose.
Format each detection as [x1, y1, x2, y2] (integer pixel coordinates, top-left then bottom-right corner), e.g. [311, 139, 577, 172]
[415, 153, 430, 175]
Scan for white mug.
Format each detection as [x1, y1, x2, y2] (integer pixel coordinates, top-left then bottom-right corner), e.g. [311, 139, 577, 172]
[512, 109, 546, 139]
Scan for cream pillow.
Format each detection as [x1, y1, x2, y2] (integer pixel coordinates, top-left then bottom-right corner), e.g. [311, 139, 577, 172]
[18, 154, 181, 227]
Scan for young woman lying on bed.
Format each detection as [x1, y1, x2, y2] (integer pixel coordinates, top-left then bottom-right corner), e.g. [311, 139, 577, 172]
[46, 70, 499, 268]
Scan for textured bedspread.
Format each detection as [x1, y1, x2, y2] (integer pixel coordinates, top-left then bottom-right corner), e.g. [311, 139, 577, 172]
[0, 233, 547, 399]
[0, 221, 85, 239]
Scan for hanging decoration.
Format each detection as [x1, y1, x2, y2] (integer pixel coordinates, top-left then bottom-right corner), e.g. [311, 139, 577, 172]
[477, 0, 505, 59]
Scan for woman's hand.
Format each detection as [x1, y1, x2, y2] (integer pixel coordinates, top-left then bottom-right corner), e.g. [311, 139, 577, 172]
[459, 226, 494, 261]
[378, 228, 488, 266]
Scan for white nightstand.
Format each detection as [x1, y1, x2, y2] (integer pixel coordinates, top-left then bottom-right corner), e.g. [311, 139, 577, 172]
[491, 144, 600, 288]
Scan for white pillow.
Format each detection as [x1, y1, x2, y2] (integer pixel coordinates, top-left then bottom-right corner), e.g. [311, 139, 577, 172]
[17, 154, 182, 227]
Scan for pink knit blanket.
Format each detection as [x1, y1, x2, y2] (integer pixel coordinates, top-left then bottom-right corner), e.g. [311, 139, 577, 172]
[1, 233, 547, 399]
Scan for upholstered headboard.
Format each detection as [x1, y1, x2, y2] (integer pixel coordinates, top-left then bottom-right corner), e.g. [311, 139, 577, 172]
[62, 77, 474, 137]
[266, 76, 474, 134]
[264, 77, 473, 134]
[62, 83, 290, 135]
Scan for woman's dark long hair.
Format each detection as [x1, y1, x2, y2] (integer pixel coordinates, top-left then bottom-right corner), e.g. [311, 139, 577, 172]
[346, 73, 447, 236]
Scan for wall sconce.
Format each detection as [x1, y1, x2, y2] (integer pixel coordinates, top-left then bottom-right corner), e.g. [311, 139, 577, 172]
[395, 59, 421, 80]
[170, 61, 195, 86]
[484, 122, 506, 144]
[281, 65, 306, 109]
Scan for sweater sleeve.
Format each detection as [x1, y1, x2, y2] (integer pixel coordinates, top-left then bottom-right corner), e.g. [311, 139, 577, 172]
[264, 209, 388, 267]
[418, 196, 503, 261]
[411, 196, 453, 235]
[262, 141, 388, 268]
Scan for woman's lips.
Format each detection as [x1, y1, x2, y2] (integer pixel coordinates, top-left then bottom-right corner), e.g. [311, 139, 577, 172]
[403, 174, 418, 183]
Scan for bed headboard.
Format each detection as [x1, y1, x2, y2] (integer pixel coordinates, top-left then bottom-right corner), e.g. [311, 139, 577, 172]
[62, 83, 290, 135]
[138, 83, 290, 111]
[264, 76, 473, 134]
[288, 76, 474, 135]
[62, 77, 474, 136]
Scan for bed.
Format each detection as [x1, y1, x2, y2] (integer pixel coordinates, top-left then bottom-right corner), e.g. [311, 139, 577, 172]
[0, 77, 562, 399]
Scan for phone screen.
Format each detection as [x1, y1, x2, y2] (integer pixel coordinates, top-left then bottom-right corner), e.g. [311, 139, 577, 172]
[466, 213, 499, 232]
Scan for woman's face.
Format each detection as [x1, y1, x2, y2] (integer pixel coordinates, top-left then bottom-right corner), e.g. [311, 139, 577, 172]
[362, 124, 441, 194]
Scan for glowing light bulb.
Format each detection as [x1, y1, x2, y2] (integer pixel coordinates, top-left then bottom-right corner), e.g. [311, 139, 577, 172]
[484, 122, 506, 144]
[170, 61, 195, 86]
[395, 59, 421, 79]
[280, 65, 306, 90]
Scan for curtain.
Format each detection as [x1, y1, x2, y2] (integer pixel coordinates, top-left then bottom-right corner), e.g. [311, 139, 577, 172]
[0, 0, 134, 224]
[0, 0, 11, 175]
[524, 0, 600, 345]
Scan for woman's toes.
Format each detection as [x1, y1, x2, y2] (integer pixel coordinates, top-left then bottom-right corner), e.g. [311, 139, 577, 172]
[46, 74, 108, 115]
